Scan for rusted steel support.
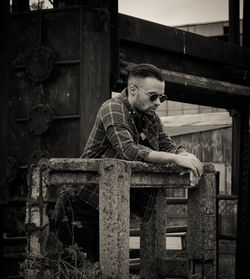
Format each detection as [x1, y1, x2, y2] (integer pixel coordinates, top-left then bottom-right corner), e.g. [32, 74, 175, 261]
[187, 165, 217, 279]
[79, 3, 118, 149]
[0, 0, 9, 204]
[233, 106, 250, 278]
[0, 0, 9, 275]
[140, 188, 168, 278]
[229, 0, 240, 44]
[243, 0, 250, 47]
[99, 159, 131, 279]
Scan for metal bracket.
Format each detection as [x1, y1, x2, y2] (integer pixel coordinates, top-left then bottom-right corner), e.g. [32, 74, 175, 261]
[27, 104, 52, 136]
[25, 47, 55, 82]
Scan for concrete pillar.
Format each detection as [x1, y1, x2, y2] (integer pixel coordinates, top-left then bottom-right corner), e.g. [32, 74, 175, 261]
[187, 165, 217, 278]
[99, 159, 131, 279]
[140, 188, 168, 279]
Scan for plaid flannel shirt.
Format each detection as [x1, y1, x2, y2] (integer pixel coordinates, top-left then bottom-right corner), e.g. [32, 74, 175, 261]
[57, 89, 184, 221]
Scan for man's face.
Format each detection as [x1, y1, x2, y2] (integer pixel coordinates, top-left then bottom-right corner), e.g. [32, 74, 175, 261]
[132, 77, 165, 116]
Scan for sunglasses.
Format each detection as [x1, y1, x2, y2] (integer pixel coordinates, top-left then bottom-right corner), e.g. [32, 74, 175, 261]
[131, 84, 167, 103]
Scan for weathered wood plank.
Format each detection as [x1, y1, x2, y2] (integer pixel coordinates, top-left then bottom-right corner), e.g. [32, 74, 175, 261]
[161, 112, 231, 127]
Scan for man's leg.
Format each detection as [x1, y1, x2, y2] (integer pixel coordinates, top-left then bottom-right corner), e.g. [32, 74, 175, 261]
[55, 192, 99, 262]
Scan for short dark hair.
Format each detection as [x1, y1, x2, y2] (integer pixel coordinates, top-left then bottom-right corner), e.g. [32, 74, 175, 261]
[128, 63, 164, 82]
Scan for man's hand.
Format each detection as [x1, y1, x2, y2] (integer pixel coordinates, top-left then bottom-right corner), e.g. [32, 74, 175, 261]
[146, 150, 203, 182]
[174, 152, 203, 178]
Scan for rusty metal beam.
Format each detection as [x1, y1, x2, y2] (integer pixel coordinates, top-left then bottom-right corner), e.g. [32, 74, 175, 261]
[118, 14, 250, 107]
[119, 14, 250, 71]
[118, 13, 250, 96]
[119, 62, 250, 108]
[162, 69, 250, 108]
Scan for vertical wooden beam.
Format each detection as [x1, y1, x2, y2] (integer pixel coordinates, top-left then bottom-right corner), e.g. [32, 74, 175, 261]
[140, 189, 168, 279]
[99, 159, 131, 279]
[0, 0, 9, 276]
[229, 0, 240, 44]
[187, 167, 217, 279]
[234, 106, 250, 278]
[243, 0, 250, 47]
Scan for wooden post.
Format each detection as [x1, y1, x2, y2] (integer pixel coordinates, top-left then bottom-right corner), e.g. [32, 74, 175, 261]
[140, 188, 168, 279]
[99, 159, 131, 279]
[187, 166, 217, 279]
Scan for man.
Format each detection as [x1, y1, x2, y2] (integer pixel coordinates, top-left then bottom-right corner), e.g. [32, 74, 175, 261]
[55, 63, 202, 262]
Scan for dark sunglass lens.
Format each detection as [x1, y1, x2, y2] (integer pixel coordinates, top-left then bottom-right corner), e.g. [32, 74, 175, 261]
[159, 95, 167, 103]
[150, 94, 158, 102]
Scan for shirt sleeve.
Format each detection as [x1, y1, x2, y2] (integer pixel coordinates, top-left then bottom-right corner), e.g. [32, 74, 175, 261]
[157, 116, 185, 154]
[100, 101, 153, 161]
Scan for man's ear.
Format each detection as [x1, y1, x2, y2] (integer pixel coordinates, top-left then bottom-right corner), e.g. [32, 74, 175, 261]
[129, 85, 137, 97]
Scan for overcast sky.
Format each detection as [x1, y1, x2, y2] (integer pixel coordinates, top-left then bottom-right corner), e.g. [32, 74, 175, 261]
[37, 0, 243, 27]
[118, 0, 243, 26]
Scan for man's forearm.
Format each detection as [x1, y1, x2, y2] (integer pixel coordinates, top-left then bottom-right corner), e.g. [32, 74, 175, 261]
[146, 151, 178, 164]
[146, 150, 203, 178]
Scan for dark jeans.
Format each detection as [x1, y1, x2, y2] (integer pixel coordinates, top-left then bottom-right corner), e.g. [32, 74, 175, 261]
[55, 193, 99, 262]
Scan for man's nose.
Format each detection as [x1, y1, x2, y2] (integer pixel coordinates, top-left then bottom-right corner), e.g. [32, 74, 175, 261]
[153, 97, 161, 106]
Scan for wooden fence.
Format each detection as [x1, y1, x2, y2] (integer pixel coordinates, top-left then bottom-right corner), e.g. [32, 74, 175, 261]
[25, 158, 216, 278]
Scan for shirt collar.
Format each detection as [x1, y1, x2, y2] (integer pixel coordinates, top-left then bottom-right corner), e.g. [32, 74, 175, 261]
[118, 88, 136, 116]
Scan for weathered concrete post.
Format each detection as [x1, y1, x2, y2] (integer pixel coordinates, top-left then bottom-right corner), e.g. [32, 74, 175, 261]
[187, 165, 217, 279]
[25, 160, 51, 278]
[140, 188, 168, 279]
[99, 159, 132, 279]
[26, 161, 50, 258]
